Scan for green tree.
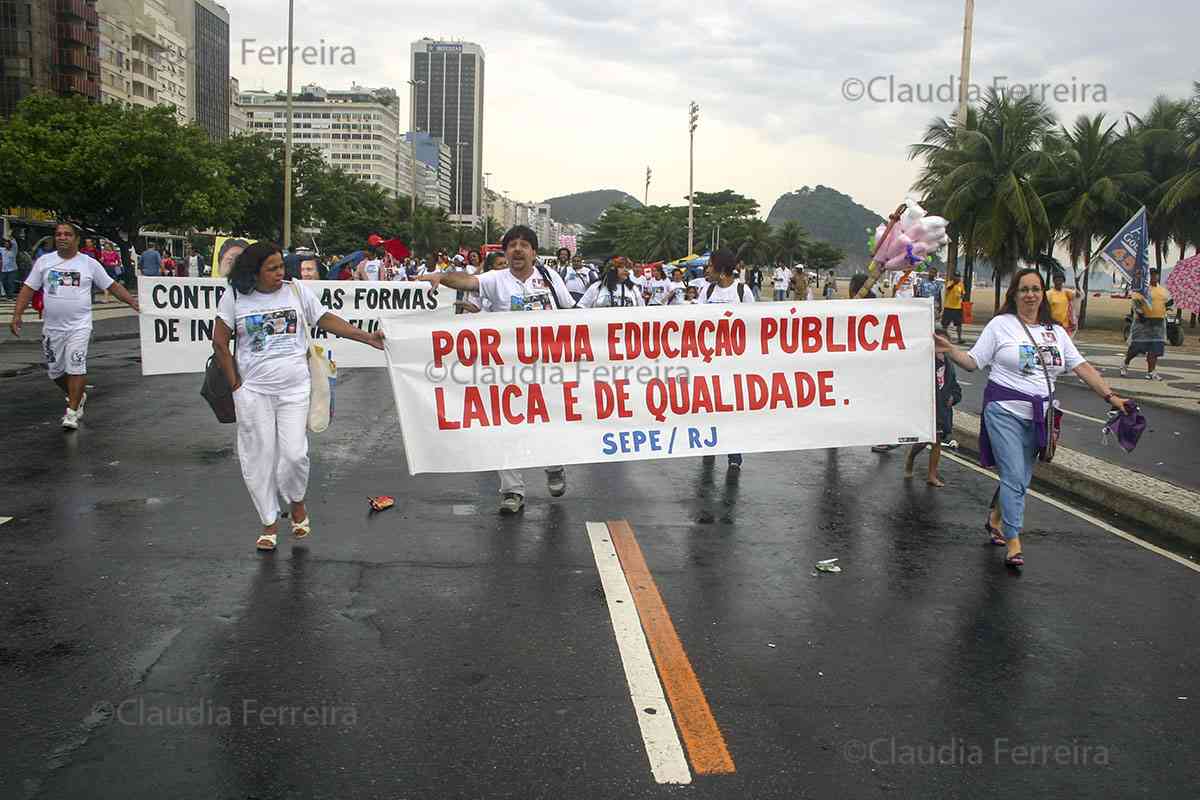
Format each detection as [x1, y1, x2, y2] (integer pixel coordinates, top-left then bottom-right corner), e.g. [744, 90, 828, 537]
[219, 132, 329, 243]
[1156, 82, 1200, 251]
[306, 167, 397, 255]
[772, 220, 810, 264]
[1038, 114, 1149, 325]
[932, 90, 1056, 310]
[628, 205, 688, 261]
[0, 94, 240, 284]
[730, 218, 775, 264]
[805, 241, 846, 273]
[910, 107, 982, 296]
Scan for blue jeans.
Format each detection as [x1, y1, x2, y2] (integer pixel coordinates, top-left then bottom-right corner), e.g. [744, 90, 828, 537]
[773, 290, 787, 301]
[1, 269, 17, 296]
[983, 403, 1039, 540]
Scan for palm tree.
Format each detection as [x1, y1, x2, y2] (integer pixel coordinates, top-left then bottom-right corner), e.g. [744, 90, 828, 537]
[933, 90, 1056, 310]
[910, 107, 982, 297]
[1158, 83, 1200, 248]
[772, 220, 810, 264]
[628, 206, 687, 262]
[1126, 95, 1192, 267]
[1039, 114, 1149, 325]
[732, 218, 775, 265]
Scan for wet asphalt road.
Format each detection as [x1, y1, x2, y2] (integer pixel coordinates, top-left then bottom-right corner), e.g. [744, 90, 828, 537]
[1, 352, 1198, 800]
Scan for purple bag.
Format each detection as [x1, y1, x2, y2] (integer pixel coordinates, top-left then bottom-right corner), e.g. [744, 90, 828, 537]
[1102, 402, 1146, 453]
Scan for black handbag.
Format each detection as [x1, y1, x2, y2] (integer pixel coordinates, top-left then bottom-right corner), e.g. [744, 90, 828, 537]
[201, 354, 237, 423]
[1017, 319, 1063, 463]
[202, 310, 238, 423]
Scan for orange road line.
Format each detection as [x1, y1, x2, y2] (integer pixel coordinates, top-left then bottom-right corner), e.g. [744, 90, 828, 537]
[606, 520, 736, 775]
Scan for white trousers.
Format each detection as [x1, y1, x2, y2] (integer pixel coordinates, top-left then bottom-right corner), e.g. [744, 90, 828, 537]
[234, 386, 310, 525]
[498, 466, 564, 497]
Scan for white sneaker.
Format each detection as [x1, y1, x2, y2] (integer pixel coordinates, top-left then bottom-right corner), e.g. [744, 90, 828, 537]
[61, 408, 79, 430]
[68, 391, 88, 419]
[1149, 372, 1164, 381]
[1119, 366, 1128, 378]
[499, 493, 525, 514]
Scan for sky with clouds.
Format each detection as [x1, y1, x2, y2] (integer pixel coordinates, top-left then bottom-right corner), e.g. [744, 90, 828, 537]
[230, 0, 1198, 219]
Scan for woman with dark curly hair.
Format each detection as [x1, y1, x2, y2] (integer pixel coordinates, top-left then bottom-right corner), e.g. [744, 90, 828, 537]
[212, 241, 385, 551]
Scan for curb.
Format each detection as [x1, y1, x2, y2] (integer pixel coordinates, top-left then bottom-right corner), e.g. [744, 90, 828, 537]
[953, 415, 1200, 548]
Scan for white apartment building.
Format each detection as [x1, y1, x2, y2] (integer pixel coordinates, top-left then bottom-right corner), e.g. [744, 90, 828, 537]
[228, 75, 245, 135]
[240, 84, 406, 198]
[96, 0, 188, 123]
[97, 10, 133, 106]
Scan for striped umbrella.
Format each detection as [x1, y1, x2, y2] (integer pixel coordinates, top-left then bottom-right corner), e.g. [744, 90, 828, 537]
[1165, 254, 1200, 313]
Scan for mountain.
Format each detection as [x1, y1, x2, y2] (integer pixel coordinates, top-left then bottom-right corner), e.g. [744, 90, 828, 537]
[544, 190, 643, 226]
[766, 186, 885, 273]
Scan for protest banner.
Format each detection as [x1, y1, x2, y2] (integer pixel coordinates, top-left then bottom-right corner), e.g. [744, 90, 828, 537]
[1100, 207, 1150, 299]
[383, 299, 935, 474]
[138, 277, 454, 375]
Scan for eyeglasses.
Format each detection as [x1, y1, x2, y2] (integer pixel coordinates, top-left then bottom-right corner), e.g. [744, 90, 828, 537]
[1017, 287, 1043, 294]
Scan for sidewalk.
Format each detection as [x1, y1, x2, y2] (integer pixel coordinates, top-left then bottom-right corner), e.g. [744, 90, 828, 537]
[952, 410, 1200, 547]
[0, 300, 139, 377]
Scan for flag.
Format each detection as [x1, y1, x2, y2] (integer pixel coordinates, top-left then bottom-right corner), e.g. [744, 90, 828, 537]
[1099, 208, 1149, 298]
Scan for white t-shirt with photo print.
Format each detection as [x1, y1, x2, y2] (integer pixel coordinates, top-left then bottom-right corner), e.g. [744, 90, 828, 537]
[25, 252, 114, 332]
[578, 281, 645, 308]
[968, 314, 1084, 420]
[216, 281, 326, 396]
[476, 267, 575, 313]
[699, 280, 755, 304]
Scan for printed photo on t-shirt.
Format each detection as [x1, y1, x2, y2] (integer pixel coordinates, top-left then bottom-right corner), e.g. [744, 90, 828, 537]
[510, 289, 554, 311]
[243, 309, 299, 353]
[47, 270, 81, 294]
[1019, 343, 1063, 374]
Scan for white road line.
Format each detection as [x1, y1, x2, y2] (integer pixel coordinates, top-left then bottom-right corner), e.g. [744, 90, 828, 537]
[1060, 408, 1109, 425]
[942, 452, 1200, 574]
[585, 522, 692, 785]
[0, 516, 11, 526]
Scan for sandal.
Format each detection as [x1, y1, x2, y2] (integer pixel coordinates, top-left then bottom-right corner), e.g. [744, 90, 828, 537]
[256, 532, 277, 551]
[984, 520, 1006, 547]
[291, 515, 312, 539]
[1004, 552, 1024, 569]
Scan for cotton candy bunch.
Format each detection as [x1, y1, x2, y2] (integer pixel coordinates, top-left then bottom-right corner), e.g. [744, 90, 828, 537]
[870, 202, 950, 270]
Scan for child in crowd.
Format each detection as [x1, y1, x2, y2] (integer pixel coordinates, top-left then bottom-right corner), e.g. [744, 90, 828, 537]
[906, 327, 962, 487]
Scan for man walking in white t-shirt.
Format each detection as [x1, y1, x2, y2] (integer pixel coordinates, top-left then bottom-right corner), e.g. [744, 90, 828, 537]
[419, 225, 576, 514]
[772, 262, 792, 301]
[9, 222, 140, 430]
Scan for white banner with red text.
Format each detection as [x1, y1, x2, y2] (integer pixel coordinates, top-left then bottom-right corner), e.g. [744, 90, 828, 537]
[383, 299, 936, 474]
[137, 277, 454, 375]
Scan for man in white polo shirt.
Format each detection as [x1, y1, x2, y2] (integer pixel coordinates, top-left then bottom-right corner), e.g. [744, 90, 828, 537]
[9, 222, 140, 430]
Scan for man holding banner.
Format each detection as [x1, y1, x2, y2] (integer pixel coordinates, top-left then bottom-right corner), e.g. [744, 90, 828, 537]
[418, 225, 576, 514]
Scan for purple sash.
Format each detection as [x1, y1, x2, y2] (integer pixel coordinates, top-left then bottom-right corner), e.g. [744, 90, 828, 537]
[979, 381, 1049, 468]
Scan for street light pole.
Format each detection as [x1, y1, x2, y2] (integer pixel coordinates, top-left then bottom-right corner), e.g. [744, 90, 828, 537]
[687, 102, 698, 255]
[644, 166, 651, 206]
[483, 171, 491, 243]
[282, 0, 294, 249]
[407, 78, 425, 217]
[957, 0, 974, 125]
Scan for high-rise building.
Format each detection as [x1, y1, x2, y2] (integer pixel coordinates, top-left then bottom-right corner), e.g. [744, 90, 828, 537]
[166, 0, 228, 139]
[0, 0, 101, 117]
[228, 74, 244, 135]
[96, 0, 188, 122]
[97, 7, 132, 105]
[410, 38, 484, 226]
[404, 131, 452, 211]
[240, 84, 407, 199]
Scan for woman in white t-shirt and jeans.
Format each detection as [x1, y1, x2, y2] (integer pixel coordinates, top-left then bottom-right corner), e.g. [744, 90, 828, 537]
[213, 242, 385, 551]
[937, 269, 1129, 569]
